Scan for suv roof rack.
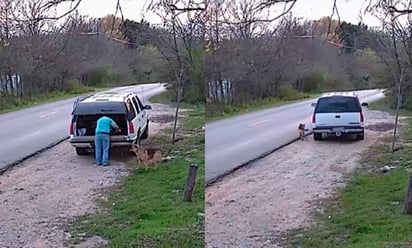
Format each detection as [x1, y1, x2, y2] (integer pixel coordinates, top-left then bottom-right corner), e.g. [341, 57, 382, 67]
[72, 93, 94, 111]
[322, 91, 357, 97]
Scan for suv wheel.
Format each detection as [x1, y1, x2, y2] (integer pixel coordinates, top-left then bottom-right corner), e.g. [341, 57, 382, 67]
[141, 122, 149, 140]
[75, 147, 88, 156]
[313, 133, 322, 141]
[357, 132, 365, 140]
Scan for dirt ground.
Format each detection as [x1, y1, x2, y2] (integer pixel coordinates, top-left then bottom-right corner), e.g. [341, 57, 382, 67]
[205, 109, 403, 248]
[0, 103, 176, 248]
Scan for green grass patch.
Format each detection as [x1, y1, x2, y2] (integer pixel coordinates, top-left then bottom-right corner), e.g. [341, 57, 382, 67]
[369, 97, 412, 117]
[69, 103, 205, 248]
[284, 120, 412, 248]
[206, 93, 319, 122]
[149, 91, 171, 105]
[149, 90, 204, 114]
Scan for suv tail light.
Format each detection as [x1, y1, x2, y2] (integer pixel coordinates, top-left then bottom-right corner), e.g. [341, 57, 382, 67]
[129, 121, 135, 134]
[312, 113, 316, 123]
[360, 112, 364, 122]
[69, 122, 74, 135]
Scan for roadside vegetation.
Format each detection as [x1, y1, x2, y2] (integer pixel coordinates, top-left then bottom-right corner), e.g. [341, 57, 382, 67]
[206, 92, 319, 122]
[369, 97, 412, 117]
[69, 96, 205, 247]
[205, 10, 384, 120]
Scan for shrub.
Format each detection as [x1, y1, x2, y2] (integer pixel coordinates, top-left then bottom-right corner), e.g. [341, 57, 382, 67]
[403, 95, 412, 111]
[64, 80, 91, 94]
[301, 70, 327, 93]
[88, 66, 113, 86]
[278, 85, 307, 100]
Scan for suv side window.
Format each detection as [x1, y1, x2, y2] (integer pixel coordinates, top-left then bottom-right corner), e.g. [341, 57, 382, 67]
[126, 99, 136, 120]
[131, 96, 141, 114]
[136, 96, 144, 110]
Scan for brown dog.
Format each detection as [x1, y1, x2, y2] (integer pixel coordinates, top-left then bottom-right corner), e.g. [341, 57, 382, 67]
[129, 144, 162, 170]
[298, 123, 308, 141]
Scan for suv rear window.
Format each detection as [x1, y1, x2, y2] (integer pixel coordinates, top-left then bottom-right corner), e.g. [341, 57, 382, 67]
[72, 102, 127, 115]
[315, 96, 361, 113]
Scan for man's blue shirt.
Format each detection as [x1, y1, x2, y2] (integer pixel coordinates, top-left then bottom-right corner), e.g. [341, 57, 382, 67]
[95, 116, 119, 133]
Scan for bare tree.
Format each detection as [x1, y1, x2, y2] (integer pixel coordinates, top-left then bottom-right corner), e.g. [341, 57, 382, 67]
[145, 0, 206, 141]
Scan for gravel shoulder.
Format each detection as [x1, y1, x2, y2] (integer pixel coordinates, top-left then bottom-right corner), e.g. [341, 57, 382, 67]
[0, 103, 176, 248]
[205, 109, 402, 248]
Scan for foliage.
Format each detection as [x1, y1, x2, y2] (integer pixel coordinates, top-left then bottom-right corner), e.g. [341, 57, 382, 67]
[301, 70, 327, 93]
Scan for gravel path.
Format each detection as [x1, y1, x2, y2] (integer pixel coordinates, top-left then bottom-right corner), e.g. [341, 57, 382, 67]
[205, 110, 401, 248]
[0, 103, 175, 248]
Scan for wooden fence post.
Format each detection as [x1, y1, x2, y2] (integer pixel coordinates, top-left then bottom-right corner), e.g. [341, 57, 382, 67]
[404, 175, 412, 214]
[183, 164, 198, 202]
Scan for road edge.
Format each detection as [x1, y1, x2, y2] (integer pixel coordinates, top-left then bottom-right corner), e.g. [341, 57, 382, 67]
[205, 132, 313, 187]
[0, 136, 69, 175]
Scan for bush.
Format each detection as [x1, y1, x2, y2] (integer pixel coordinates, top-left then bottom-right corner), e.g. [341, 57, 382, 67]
[403, 95, 412, 111]
[64, 80, 91, 94]
[278, 85, 308, 101]
[301, 70, 327, 93]
[88, 66, 113, 86]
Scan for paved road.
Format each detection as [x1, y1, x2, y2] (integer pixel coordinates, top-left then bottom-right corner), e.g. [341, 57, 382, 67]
[205, 89, 386, 183]
[0, 83, 166, 171]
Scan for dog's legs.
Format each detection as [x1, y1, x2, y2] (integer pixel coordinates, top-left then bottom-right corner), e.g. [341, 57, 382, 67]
[137, 158, 141, 169]
[152, 160, 158, 170]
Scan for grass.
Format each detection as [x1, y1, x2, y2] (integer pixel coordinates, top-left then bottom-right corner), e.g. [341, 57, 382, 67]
[149, 91, 171, 104]
[69, 100, 205, 248]
[206, 93, 319, 122]
[149, 90, 204, 112]
[0, 86, 114, 114]
[369, 97, 412, 117]
[284, 119, 412, 248]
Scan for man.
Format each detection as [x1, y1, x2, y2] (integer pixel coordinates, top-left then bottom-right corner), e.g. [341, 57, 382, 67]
[95, 115, 121, 166]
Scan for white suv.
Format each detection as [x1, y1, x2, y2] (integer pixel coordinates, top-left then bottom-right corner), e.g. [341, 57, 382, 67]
[69, 92, 151, 155]
[311, 93, 367, 141]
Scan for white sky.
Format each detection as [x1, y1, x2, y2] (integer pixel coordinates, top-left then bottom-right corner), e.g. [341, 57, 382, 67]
[57, 0, 381, 26]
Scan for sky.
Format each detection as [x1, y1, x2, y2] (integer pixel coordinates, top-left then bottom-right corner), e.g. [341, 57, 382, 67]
[57, 0, 381, 27]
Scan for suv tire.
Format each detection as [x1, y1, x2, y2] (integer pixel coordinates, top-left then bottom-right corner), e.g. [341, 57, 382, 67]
[357, 132, 365, 140]
[141, 122, 149, 140]
[313, 133, 322, 141]
[76, 147, 89, 156]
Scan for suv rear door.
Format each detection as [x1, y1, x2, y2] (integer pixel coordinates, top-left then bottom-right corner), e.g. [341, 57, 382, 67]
[315, 96, 363, 127]
[125, 98, 139, 139]
[132, 95, 148, 131]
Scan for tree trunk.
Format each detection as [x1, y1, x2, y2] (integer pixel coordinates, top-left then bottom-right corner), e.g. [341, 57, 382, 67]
[404, 175, 412, 214]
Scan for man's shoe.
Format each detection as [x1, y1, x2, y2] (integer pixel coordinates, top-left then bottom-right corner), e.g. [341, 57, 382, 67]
[102, 163, 110, 166]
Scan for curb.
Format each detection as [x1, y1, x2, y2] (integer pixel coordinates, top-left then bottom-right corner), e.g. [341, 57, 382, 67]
[205, 132, 313, 187]
[0, 136, 70, 175]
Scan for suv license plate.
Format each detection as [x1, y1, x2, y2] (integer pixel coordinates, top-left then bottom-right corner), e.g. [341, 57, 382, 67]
[333, 127, 344, 132]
